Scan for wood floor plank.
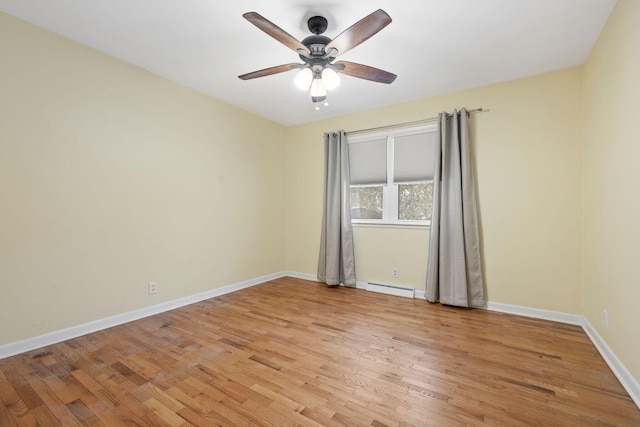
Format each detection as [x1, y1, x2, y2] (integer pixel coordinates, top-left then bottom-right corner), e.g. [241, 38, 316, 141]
[24, 375, 80, 426]
[1, 277, 639, 426]
[143, 397, 188, 427]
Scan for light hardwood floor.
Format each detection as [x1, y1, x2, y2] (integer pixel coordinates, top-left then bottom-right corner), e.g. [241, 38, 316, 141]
[1, 276, 639, 426]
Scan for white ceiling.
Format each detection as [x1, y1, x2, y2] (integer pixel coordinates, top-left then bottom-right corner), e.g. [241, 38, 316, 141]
[0, 0, 616, 127]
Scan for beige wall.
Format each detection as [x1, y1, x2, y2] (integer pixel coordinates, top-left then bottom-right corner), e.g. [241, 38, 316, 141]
[583, 0, 640, 381]
[286, 68, 584, 313]
[352, 227, 429, 291]
[0, 12, 287, 345]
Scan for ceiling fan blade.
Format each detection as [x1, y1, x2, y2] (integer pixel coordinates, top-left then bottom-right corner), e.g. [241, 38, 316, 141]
[238, 63, 301, 80]
[325, 9, 392, 57]
[243, 12, 311, 55]
[334, 61, 397, 84]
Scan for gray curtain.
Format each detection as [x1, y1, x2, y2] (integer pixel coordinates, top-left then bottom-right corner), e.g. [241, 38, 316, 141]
[426, 109, 485, 307]
[317, 131, 356, 287]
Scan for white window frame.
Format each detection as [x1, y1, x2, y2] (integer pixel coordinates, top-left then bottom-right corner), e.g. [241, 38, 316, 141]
[348, 124, 437, 228]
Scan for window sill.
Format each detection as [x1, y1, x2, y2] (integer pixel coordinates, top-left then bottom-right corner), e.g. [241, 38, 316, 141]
[351, 221, 430, 230]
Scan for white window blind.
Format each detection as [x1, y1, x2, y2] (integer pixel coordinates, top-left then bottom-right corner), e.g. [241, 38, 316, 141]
[348, 138, 387, 185]
[393, 132, 438, 183]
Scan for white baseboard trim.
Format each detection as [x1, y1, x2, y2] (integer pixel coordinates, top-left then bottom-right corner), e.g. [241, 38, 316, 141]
[4, 270, 638, 410]
[484, 301, 584, 325]
[477, 302, 639, 409]
[581, 317, 640, 409]
[282, 271, 318, 282]
[0, 271, 286, 360]
[287, 271, 638, 408]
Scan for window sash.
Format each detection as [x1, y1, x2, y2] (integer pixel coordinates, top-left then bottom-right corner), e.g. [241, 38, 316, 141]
[348, 124, 437, 226]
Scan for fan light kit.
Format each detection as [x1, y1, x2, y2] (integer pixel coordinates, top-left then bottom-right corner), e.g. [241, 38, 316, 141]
[239, 10, 397, 110]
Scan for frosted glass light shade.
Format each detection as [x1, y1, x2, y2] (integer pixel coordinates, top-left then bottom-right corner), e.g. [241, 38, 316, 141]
[294, 68, 313, 90]
[322, 68, 340, 90]
[310, 78, 327, 98]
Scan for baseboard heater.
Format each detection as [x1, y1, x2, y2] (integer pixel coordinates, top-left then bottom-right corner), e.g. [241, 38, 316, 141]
[366, 282, 415, 299]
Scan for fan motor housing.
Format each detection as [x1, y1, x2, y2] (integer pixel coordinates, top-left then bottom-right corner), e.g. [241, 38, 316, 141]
[301, 35, 332, 61]
[301, 35, 331, 49]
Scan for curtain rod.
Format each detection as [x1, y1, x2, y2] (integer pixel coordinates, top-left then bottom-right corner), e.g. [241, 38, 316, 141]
[345, 107, 485, 136]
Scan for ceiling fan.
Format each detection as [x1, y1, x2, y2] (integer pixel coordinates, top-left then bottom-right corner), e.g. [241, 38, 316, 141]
[238, 9, 397, 108]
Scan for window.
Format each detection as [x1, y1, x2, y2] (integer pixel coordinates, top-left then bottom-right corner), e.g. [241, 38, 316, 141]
[348, 125, 437, 226]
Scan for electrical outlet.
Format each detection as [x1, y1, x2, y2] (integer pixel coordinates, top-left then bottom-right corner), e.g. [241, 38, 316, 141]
[603, 309, 608, 328]
[149, 281, 157, 295]
[392, 267, 399, 278]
